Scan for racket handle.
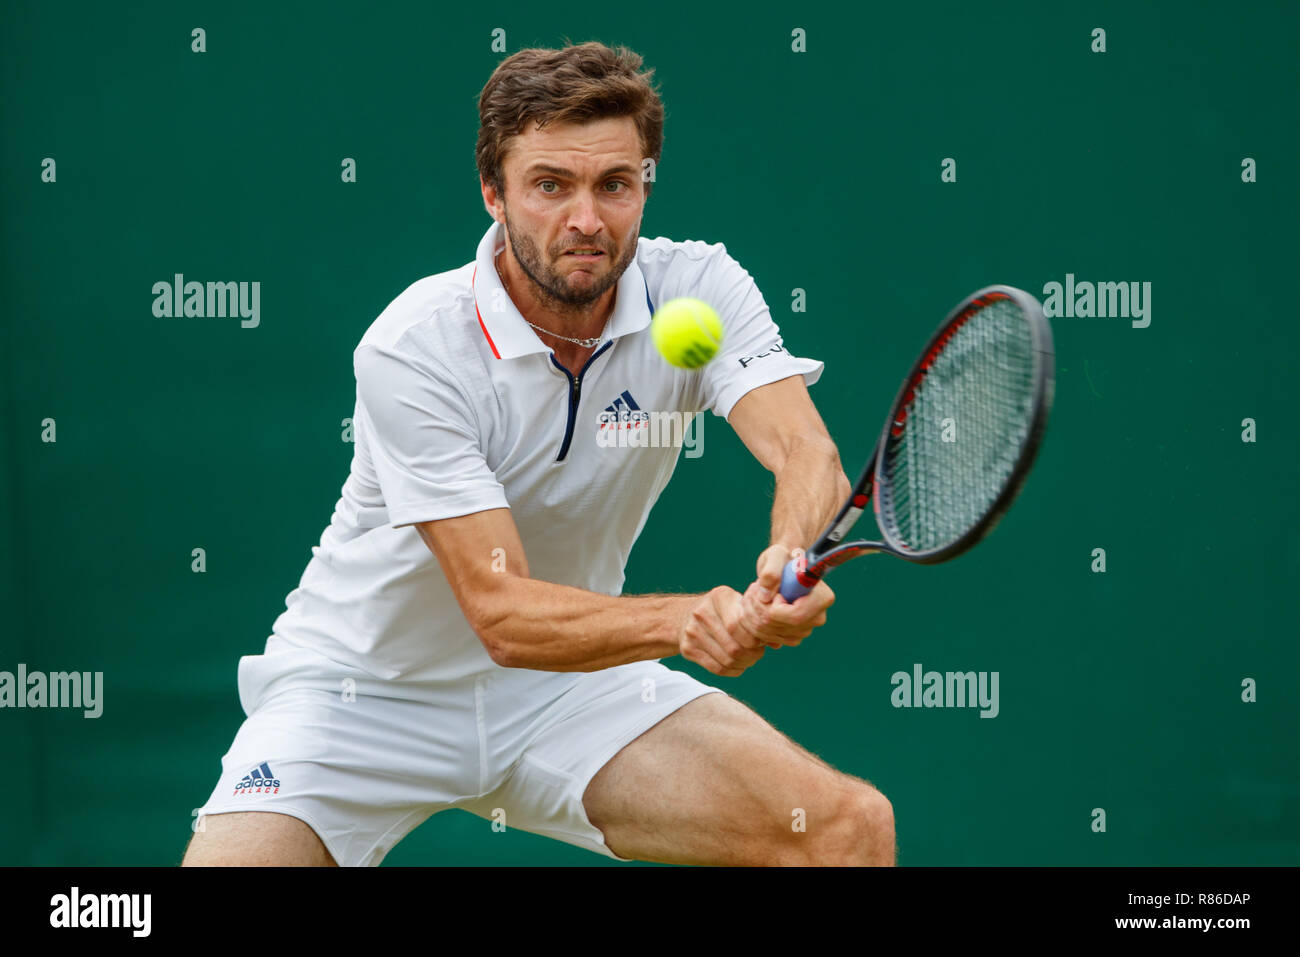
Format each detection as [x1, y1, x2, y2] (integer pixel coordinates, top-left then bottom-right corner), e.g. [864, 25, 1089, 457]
[779, 557, 817, 602]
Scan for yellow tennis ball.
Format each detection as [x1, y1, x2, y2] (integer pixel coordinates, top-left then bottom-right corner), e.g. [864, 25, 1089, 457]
[650, 298, 723, 369]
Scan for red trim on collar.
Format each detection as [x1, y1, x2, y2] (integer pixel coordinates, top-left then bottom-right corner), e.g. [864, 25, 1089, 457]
[471, 265, 501, 360]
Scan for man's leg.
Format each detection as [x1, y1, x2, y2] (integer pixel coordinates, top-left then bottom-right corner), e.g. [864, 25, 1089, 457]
[183, 674, 480, 867]
[582, 693, 895, 866]
[182, 811, 338, 866]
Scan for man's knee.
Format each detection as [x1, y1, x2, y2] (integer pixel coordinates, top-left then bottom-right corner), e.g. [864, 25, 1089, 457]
[182, 811, 338, 867]
[802, 782, 895, 866]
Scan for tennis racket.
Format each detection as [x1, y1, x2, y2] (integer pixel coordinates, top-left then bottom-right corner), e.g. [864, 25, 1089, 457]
[779, 284, 1054, 601]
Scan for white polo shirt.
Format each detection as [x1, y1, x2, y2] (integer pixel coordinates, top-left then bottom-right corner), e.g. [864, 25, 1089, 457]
[267, 220, 824, 682]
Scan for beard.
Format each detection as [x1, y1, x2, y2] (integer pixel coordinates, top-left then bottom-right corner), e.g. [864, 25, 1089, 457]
[501, 213, 639, 315]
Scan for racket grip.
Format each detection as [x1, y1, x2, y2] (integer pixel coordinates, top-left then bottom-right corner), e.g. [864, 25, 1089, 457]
[779, 558, 816, 602]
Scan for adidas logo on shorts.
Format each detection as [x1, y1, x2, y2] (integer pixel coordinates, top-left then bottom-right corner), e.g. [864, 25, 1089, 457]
[233, 761, 281, 796]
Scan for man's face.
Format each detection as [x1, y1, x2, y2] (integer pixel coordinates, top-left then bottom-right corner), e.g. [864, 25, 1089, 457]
[487, 115, 646, 307]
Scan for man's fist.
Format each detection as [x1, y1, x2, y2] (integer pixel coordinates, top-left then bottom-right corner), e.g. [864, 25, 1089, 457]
[744, 545, 835, 649]
[677, 586, 767, 678]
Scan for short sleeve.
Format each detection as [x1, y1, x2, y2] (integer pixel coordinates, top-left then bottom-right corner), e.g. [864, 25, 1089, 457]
[354, 343, 509, 528]
[694, 247, 824, 420]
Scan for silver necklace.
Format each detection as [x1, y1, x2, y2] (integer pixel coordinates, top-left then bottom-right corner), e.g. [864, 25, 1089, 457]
[496, 251, 603, 348]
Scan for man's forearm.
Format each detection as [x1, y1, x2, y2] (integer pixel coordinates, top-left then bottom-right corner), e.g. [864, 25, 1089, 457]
[476, 580, 694, 672]
[769, 436, 852, 550]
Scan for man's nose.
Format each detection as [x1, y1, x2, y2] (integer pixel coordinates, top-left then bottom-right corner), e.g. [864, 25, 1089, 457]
[565, 191, 604, 238]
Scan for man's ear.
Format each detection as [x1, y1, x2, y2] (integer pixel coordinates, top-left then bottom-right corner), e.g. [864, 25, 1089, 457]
[481, 178, 505, 222]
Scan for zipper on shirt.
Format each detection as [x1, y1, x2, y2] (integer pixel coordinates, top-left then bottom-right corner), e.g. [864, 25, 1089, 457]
[551, 341, 613, 462]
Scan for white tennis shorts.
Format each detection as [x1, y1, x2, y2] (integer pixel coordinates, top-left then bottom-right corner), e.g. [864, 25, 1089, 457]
[195, 636, 725, 866]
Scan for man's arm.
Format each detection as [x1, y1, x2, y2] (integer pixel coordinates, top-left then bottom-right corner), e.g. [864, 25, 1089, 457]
[727, 375, 848, 643]
[414, 509, 773, 676]
[728, 374, 851, 552]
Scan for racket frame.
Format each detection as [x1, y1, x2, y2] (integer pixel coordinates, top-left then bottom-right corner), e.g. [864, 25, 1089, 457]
[787, 284, 1054, 592]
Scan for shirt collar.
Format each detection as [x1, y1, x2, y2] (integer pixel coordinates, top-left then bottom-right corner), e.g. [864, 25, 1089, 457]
[471, 220, 653, 360]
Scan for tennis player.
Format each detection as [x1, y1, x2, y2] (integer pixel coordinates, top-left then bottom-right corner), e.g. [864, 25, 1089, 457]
[183, 41, 895, 867]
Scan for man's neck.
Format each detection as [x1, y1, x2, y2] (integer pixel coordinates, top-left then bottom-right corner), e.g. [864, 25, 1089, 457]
[497, 248, 616, 364]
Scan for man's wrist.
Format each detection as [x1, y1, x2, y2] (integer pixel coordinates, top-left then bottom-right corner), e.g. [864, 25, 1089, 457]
[662, 593, 698, 656]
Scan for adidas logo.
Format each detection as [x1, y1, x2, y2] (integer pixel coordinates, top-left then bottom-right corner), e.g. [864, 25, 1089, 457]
[233, 761, 281, 796]
[601, 389, 649, 431]
[603, 389, 641, 415]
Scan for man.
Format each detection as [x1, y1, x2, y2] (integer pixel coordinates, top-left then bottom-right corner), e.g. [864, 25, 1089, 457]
[184, 41, 895, 867]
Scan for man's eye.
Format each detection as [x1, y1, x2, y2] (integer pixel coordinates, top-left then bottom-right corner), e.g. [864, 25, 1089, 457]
[538, 180, 627, 194]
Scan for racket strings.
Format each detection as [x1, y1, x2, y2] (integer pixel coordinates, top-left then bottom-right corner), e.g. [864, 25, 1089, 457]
[882, 300, 1037, 552]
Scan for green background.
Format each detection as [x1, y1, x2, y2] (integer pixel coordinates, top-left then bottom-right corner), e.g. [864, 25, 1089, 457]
[2, 0, 1296, 865]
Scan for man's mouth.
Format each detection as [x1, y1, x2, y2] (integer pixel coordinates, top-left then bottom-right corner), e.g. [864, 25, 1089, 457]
[565, 248, 605, 260]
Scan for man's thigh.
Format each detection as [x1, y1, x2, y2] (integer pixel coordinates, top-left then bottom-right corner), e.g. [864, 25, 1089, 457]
[582, 692, 894, 866]
[190, 681, 479, 866]
[182, 811, 337, 866]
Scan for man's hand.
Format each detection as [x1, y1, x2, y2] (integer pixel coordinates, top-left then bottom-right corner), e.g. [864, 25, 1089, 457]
[677, 586, 769, 678]
[743, 544, 834, 649]
[676, 547, 836, 676]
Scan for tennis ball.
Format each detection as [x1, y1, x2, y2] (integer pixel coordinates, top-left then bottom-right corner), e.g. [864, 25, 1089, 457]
[650, 298, 724, 369]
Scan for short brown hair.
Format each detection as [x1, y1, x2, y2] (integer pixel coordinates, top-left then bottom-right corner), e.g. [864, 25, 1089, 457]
[476, 41, 666, 200]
